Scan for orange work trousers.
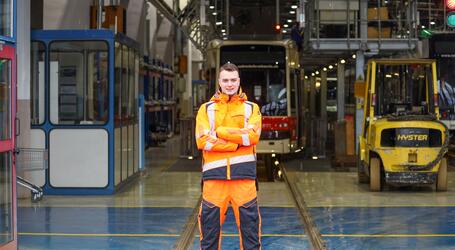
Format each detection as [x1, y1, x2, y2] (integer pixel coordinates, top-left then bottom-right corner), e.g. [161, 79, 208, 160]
[198, 179, 261, 250]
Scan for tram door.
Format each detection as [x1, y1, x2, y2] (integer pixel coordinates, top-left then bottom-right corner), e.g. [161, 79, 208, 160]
[0, 44, 17, 250]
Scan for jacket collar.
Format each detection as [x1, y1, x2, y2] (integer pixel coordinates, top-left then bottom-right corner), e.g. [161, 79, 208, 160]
[210, 88, 247, 103]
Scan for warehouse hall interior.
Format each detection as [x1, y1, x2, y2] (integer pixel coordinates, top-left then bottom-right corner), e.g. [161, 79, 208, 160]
[2, 0, 455, 249]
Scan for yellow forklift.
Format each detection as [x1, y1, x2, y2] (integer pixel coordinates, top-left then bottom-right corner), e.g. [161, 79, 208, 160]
[357, 59, 449, 191]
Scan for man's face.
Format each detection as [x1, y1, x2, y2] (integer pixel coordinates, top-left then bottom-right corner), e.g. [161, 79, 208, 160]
[219, 70, 240, 96]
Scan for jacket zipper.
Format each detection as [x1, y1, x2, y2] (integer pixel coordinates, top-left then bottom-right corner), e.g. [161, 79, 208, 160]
[227, 158, 231, 180]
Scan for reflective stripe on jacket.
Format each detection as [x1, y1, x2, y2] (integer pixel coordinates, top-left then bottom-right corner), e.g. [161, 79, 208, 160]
[195, 91, 262, 180]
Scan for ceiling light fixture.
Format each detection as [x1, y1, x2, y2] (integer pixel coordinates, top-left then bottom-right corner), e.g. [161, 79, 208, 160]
[291, 5, 298, 9]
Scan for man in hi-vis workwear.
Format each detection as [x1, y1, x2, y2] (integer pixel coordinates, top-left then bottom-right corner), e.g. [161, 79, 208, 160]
[195, 63, 262, 250]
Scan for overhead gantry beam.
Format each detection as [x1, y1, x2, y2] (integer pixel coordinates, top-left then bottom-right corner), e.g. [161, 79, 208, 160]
[147, 0, 212, 52]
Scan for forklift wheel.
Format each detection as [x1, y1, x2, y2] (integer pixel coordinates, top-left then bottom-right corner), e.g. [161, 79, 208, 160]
[436, 158, 448, 192]
[370, 157, 381, 192]
[357, 152, 369, 184]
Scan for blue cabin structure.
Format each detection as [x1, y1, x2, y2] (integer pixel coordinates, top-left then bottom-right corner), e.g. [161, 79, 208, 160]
[30, 30, 141, 195]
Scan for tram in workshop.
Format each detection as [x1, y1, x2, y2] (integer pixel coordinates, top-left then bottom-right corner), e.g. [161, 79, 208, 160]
[205, 40, 304, 180]
[428, 33, 455, 145]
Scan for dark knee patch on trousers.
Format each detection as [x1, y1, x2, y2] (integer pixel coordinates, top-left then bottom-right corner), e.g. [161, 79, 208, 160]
[200, 199, 221, 250]
[239, 197, 261, 250]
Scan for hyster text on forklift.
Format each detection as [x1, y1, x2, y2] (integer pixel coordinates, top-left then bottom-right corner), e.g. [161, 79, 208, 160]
[357, 59, 449, 192]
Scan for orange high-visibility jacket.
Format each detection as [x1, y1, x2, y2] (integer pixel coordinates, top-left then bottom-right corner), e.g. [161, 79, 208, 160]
[195, 91, 262, 180]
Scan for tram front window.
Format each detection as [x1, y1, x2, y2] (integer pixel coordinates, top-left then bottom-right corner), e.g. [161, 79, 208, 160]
[49, 41, 109, 125]
[0, 152, 12, 245]
[375, 63, 434, 116]
[220, 44, 287, 116]
[437, 58, 455, 119]
[239, 68, 286, 116]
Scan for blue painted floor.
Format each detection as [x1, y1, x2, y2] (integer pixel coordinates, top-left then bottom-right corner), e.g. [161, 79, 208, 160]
[18, 207, 309, 249]
[191, 207, 309, 250]
[18, 207, 191, 250]
[309, 206, 455, 250]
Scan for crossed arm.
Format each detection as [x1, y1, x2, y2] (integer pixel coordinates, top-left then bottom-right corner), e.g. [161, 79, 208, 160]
[195, 104, 262, 152]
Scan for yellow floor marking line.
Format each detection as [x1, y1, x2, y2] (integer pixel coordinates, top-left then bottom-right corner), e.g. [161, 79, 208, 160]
[222, 234, 307, 237]
[18, 205, 196, 208]
[308, 204, 455, 208]
[19, 204, 295, 208]
[322, 234, 455, 237]
[19, 232, 307, 238]
[19, 233, 180, 237]
[27, 232, 455, 238]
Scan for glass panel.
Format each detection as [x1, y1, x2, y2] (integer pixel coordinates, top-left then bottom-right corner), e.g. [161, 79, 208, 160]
[128, 48, 135, 118]
[31, 41, 46, 125]
[121, 45, 129, 119]
[243, 68, 287, 116]
[0, 60, 11, 140]
[49, 41, 109, 125]
[0, 152, 12, 244]
[0, 0, 12, 37]
[375, 63, 433, 116]
[220, 45, 287, 116]
[88, 50, 109, 122]
[114, 42, 122, 120]
[134, 53, 139, 118]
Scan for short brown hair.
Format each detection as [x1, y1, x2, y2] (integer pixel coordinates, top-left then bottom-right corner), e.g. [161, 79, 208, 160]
[220, 62, 239, 73]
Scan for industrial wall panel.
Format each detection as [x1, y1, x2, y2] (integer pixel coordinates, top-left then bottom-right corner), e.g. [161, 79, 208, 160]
[115, 128, 121, 185]
[49, 129, 108, 188]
